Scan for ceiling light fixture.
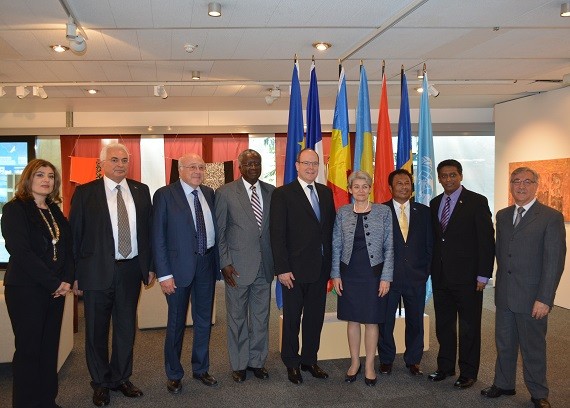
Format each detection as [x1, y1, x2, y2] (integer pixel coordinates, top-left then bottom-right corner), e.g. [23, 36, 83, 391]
[561, 3, 570, 16]
[208, 2, 221, 17]
[16, 86, 29, 99]
[192, 71, 201, 80]
[51, 44, 69, 53]
[312, 42, 331, 51]
[415, 87, 424, 93]
[428, 84, 440, 97]
[32, 86, 48, 99]
[184, 43, 198, 53]
[0, 86, 5, 97]
[265, 86, 281, 105]
[153, 85, 168, 99]
[87, 89, 98, 95]
[66, 19, 86, 53]
[417, 70, 424, 79]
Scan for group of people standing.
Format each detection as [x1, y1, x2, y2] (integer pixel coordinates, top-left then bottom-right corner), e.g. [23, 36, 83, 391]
[1, 144, 565, 408]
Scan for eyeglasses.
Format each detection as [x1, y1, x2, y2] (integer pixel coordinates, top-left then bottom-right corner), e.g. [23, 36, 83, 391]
[108, 158, 129, 165]
[298, 161, 319, 167]
[180, 164, 206, 171]
[510, 179, 535, 186]
[241, 161, 261, 168]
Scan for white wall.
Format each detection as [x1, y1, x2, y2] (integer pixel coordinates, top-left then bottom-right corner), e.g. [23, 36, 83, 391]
[495, 86, 570, 309]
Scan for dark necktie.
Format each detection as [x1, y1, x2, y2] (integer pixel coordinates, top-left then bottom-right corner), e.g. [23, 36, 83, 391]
[440, 196, 451, 232]
[514, 206, 525, 228]
[191, 189, 207, 255]
[250, 185, 263, 230]
[116, 185, 132, 258]
[307, 185, 321, 221]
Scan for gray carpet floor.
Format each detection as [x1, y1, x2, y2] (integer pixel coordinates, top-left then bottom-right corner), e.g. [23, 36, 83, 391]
[1, 283, 569, 408]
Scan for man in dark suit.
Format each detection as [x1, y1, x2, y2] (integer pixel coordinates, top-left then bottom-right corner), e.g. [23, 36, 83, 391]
[482, 167, 566, 408]
[379, 169, 433, 376]
[70, 143, 154, 407]
[152, 153, 220, 395]
[270, 148, 336, 385]
[215, 149, 275, 383]
[428, 159, 495, 389]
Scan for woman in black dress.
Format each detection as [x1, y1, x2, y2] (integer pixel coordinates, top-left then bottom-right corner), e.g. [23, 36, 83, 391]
[1, 159, 74, 408]
[331, 170, 394, 386]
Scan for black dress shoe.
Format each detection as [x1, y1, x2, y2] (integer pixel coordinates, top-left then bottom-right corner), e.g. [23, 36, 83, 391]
[364, 376, 377, 386]
[300, 364, 329, 379]
[92, 387, 110, 407]
[166, 379, 182, 394]
[454, 376, 477, 389]
[428, 370, 455, 382]
[344, 365, 361, 383]
[287, 367, 303, 385]
[481, 384, 516, 398]
[379, 363, 393, 375]
[531, 397, 551, 408]
[111, 381, 143, 398]
[247, 366, 269, 379]
[193, 372, 218, 387]
[407, 364, 423, 376]
[232, 370, 247, 382]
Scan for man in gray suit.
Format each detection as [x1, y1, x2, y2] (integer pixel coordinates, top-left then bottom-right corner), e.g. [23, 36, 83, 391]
[215, 149, 275, 382]
[482, 167, 566, 408]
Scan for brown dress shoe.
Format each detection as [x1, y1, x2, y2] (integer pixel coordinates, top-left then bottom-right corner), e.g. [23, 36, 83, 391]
[92, 387, 110, 407]
[192, 372, 218, 387]
[166, 379, 182, 394]
[111, 381, 143, 397]
[379, 363, 393, 374]
[531, 397, 551, 408]
[407, 364, 423, 376]
[232, 370, 246, 382]
[454, 376, 476, 389]
[300, 364, 329, 379]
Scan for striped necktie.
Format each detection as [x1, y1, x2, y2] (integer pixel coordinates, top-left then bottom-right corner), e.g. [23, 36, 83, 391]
[250, 185, 263, 230]
[440, 196, 451, 232]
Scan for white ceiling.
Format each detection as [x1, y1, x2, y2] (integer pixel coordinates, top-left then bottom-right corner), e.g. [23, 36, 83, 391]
[0, 0, 569, 113]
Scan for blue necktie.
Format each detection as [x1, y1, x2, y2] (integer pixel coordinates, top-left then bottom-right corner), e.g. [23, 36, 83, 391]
[191, 190, 207, 255]
[307, 185, 321, 222]
[440, 196, 451, 232]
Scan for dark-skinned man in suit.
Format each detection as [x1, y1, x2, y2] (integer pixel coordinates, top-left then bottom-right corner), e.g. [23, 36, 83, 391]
[270, 148, 336, 385]
[70, 143, 154, 407]
[482, 167, 566, 408]
[428, 159, 495, 389]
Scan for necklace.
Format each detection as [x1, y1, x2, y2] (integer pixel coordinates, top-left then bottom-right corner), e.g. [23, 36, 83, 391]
[353, 201, 370, 213]
[38, 206, 60, 261]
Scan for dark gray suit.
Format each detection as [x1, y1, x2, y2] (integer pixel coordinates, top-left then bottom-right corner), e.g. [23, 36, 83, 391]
[215, 178, 275, 371]
[494, 200, 566, 398]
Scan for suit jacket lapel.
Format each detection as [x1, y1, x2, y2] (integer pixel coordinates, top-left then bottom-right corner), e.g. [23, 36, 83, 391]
[385, 200, 404, 242]
[173, 180, 196, 232]
[95, 178, 114, 236]
[514, 201, 539, 233]
[259, 181, 271, 230]
[236, 179, 258, 226]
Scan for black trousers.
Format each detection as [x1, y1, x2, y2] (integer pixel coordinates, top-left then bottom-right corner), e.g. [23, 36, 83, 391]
[5, 285, 65, 408]
[83, 258, 141, 389]
[280, 262, 328, 368]
[433, 284, 483, 379]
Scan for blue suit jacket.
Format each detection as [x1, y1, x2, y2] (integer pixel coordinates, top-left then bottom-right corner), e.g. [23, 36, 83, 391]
[383, 200, 433, 287]
[152, 180, 220, 287]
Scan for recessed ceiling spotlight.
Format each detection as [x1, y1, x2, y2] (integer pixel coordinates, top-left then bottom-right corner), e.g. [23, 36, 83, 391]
[312, 42, 331, 51]
[184, 43, 198, 53]
[561, 3, 570, 17]
[192, 71, 200, 80]
[86, 89, 98, 95]
[51, 44, 69, 53]
[208, 2, 221, 17]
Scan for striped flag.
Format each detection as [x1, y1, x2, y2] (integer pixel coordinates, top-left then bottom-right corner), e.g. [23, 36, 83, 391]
[306, 60, 325, 183]
[396, 68, 413, 193]
[373, 70, 395, 203]
[327, 65, 351, 209]
[354, 63, 374, 199]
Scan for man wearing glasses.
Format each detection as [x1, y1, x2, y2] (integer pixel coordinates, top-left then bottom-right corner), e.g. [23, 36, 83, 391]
[152, 153, 220, 394]
[270, 148, 336, 384]
[215, 149, 275, 383]
[482, 167, 565, 408]
[428, 159, 495, 390]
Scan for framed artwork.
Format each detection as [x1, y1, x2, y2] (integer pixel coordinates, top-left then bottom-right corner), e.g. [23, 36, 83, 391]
[508, 158, 570, 222]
